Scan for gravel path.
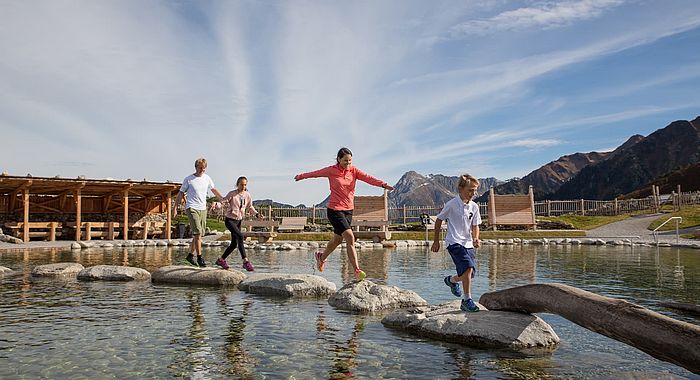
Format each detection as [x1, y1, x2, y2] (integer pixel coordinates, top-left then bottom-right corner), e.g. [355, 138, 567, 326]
[587, 213, 699, 244]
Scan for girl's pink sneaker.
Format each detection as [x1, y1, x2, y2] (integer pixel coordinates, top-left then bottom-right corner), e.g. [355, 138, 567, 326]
[242, 261, 255, 272]
[215, 257, 229, 270]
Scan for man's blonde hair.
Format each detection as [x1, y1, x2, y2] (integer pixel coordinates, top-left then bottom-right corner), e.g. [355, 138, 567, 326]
[194, 158, 207, 169]
[458, 174, 479, 189]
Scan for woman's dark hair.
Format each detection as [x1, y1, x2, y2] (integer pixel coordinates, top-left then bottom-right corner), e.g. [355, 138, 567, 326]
[236, 176, 247, 186]
[336, 147, 353, 163]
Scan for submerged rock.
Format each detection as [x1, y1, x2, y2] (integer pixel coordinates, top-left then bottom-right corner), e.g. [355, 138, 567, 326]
[382, 300, 559, 350]
[238, 273, 336, 297]
[77, 265, 151, 281]
[328, 280, 427, 313]
[151, 265, 246, 286]
[32, 263, 85, 277]
[0, 266, 14, 276]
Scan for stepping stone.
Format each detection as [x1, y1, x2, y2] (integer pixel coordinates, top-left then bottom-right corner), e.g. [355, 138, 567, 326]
[328, 280, 427, 313]
[151, 265, 246, 286]
[238, 273, 336, 297]
[77, 265, 151, 281]
[32, 263, 84, 278]
[382, 300, 560, 350]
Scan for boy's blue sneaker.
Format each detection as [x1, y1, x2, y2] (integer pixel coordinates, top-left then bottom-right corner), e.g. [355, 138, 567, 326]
[444, 276, 462, 297]
[461, 298, 479, 312]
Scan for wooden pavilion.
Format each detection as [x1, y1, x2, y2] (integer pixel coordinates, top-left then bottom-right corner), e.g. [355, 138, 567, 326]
[0, 174, 180, 242]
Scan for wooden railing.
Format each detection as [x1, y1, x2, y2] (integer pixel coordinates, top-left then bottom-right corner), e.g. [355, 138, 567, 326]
[253, 190, 700, 225]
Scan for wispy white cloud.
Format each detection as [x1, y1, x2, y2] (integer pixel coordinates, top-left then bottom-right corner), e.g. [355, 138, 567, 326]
[448, 0, 624, 37]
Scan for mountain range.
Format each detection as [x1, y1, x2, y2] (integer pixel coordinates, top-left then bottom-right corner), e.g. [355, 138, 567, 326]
[254, 116, 700, 206]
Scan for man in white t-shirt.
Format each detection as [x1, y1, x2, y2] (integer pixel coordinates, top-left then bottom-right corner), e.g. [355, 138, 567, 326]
[431, 174, 482, 312]
[174, 158, 223, 267]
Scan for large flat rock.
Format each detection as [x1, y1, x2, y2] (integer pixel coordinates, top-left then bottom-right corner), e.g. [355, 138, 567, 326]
[382, 300, 560, 350]
[238, 273, 336, 297]
[328, 280, 427, 313]
[77, 265, 151, 281]
[32, 263, 85, 277]
[151, 265, 246, 286]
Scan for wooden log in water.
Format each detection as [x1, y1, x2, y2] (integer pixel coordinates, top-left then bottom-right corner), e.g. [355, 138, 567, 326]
[479, 283, 700, 374]
[659, 301, 700, 316]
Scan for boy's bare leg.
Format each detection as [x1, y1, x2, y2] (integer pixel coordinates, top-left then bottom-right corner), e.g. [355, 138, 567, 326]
[458, 267, 474, 299]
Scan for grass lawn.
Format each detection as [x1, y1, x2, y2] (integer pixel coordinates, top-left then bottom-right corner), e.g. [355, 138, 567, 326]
[537, 214, 631, 230]
[648, 205, 700, 231]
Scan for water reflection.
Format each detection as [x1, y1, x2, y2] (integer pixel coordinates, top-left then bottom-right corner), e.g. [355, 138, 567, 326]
[339, 248, 392, 284]
[218, 293, 255, 378]
[170, 292, 214, 379]
[2, 245, 700, 379]
[316, 304, 366, 379]
[486, 245, 537, 290]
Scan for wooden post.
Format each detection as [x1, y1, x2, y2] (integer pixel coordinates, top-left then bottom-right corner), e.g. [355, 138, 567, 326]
[267, 206, 272, 221]
[49, 222, 57, 241]
[74, 189, 81, 241]
[488, 188, 497, 231]
[312, 205, 316, 225]
[529, 186, 536, 230]
[22, 189, 29, 242]
[86, 222, 94, 241]
[677, 185, 682, 210]
[123, 190, 129, 240]
[403, 205, 407, 225]
[546, 200, 551, 217]
[580, 199, 585, 216]
[614, 198, 619, 215]
[165, 192, 172, 240]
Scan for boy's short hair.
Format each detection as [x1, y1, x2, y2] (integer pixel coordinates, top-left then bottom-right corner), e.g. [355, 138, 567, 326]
[458, 174, 479, 189]
[194, 158, 207, 169]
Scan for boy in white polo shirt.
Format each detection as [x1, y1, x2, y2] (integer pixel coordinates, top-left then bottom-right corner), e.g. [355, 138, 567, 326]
[431, 174, 482, 312]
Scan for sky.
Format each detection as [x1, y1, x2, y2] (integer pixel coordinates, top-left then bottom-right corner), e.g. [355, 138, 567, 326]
[1, 0, 700, 206]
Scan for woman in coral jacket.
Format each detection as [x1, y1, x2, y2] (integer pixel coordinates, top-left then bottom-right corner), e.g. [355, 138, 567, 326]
[294, 147, 394, 281]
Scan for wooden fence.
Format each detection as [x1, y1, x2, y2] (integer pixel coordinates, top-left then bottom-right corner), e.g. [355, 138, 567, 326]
[209, 191, 700, 225]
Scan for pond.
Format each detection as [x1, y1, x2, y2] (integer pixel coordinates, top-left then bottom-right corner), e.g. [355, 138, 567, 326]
[1, 244, 699, 379]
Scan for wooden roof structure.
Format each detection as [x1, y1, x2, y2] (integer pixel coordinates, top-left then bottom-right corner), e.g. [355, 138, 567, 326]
[0, 174, 180, 241]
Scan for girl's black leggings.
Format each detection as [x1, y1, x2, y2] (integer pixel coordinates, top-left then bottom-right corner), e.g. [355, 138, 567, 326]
[223, 218, 247, 260]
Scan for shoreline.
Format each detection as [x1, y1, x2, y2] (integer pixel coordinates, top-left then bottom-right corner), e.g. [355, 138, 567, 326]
[1, 234, 698, 254]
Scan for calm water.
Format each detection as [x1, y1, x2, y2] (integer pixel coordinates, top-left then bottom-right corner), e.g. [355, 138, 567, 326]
[1, 244, 699, 379]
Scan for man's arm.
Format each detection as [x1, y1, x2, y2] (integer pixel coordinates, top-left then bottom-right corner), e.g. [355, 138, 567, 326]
[173, 192, 184, 217]
[431, 218, 443, 252]
[211, 188, 224, 201]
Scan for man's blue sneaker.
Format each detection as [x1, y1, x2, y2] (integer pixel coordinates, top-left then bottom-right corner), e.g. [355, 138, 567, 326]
[444, 276, 462, 297]
[461, 298, 479, 312]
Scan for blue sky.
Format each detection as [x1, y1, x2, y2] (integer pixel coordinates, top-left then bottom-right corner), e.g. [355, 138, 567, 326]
[1, 0, 699, 205]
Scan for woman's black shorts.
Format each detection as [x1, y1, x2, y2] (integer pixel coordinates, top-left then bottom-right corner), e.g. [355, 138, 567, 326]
[327, 208, 353, 236]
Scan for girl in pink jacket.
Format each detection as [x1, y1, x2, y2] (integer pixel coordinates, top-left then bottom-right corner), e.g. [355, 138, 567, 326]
[216, 176, 259, 271]
[295, 147, 394, 281]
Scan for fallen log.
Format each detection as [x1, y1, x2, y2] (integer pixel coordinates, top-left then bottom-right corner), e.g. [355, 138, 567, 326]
[659, 301, 700, 316]
[479, 283, 700, 374]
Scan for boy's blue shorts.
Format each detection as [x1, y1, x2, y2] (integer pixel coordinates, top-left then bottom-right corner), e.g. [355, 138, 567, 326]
[447, 243, 476, 278]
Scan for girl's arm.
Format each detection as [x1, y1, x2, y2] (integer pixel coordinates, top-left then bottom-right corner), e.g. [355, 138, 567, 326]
[245, 193, 257, 216]
[294, 166, 333, 181]
[354, 167, 394, 190]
